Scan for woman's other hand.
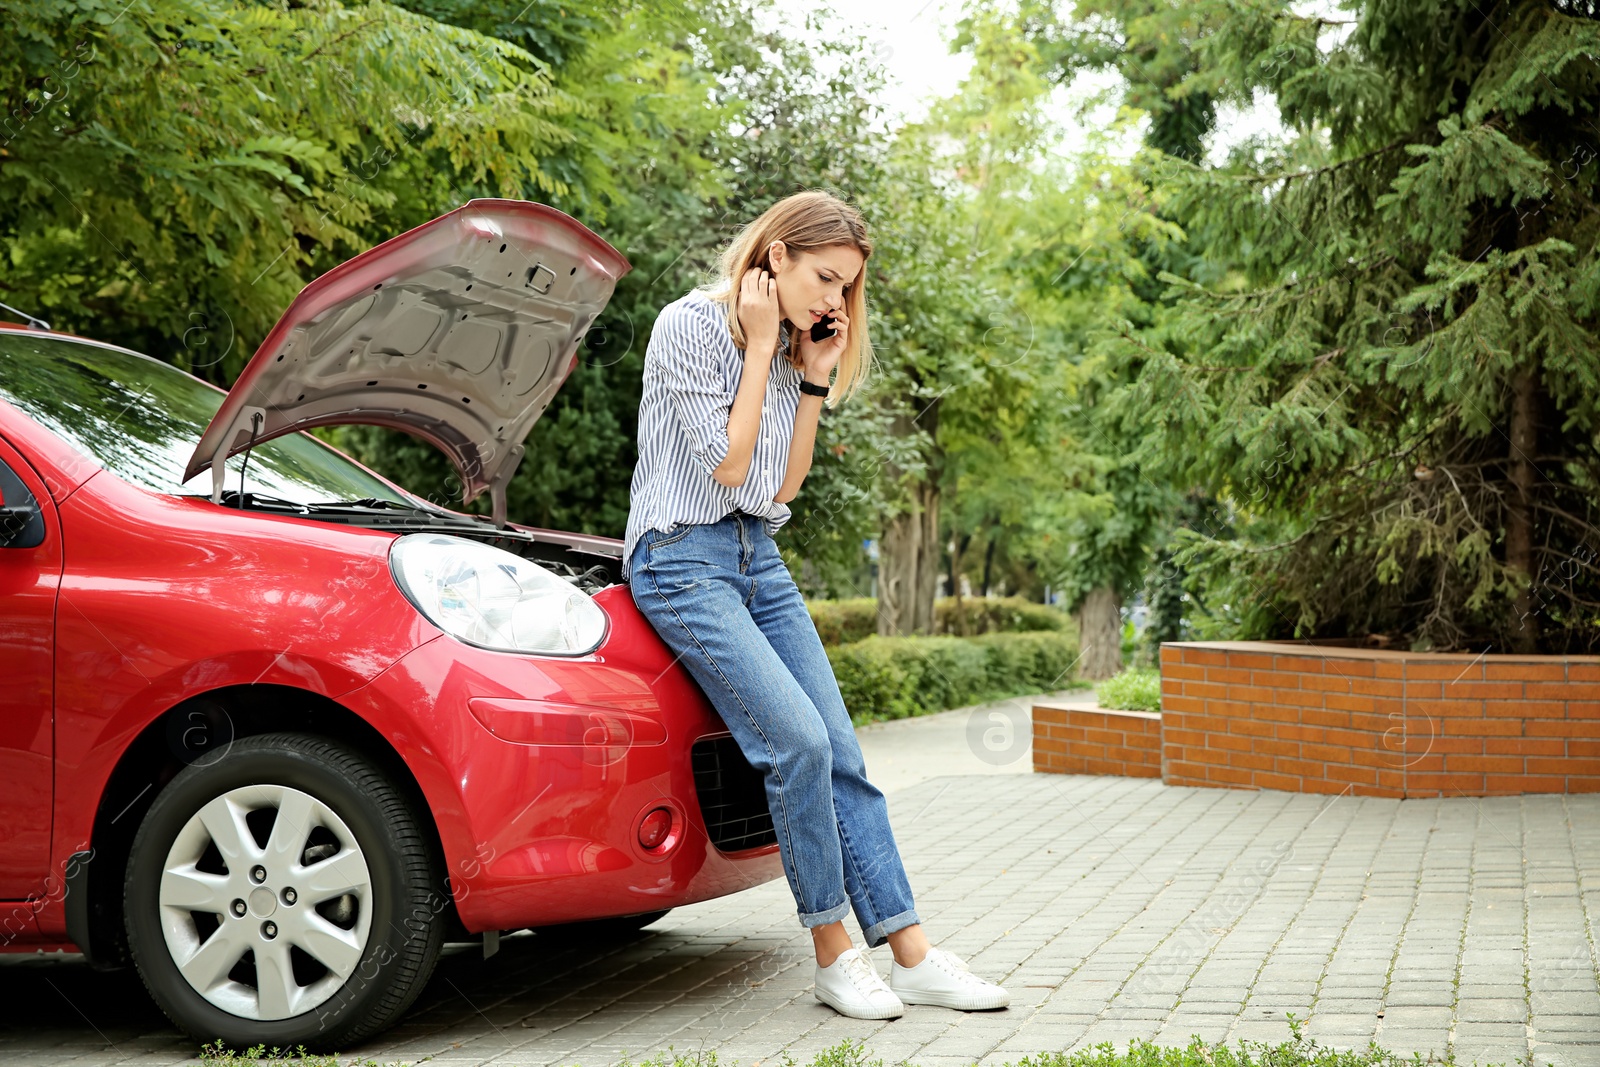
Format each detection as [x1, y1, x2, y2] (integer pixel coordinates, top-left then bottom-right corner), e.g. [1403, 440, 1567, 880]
[737, 267, 781, 354]
[797, 307, 846, 384]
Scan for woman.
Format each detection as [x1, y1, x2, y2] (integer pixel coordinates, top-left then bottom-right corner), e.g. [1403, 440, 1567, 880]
[623, 190, 1009, 1020]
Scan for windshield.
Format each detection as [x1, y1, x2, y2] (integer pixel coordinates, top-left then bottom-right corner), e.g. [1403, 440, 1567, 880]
[0, 333, 413, 505]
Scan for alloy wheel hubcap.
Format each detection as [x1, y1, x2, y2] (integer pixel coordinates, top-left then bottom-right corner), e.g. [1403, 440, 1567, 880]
[158, 784, 373, 1020]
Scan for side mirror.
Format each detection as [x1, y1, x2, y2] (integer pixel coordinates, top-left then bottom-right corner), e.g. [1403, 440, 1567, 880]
[0, 503, 37, 545]
[0, 486, 44, 549]
[0, 465, 46, 549]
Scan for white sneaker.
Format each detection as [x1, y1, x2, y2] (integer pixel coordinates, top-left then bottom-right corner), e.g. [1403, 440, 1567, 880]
[889, 946, 1010, 1010]
[814, 947, 905, 1019]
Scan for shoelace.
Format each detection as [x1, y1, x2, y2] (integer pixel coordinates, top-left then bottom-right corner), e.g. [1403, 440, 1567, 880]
[929, 949, 990, 986]
[840, 951, 891, 995]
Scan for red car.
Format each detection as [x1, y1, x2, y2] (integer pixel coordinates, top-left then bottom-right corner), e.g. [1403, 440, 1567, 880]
[0, 200, 781, 1049]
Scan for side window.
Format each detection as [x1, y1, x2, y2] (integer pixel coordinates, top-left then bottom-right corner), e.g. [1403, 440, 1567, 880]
[0, 457, 45, 549]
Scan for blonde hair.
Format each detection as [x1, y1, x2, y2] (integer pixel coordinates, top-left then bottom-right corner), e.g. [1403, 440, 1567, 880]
[699, 189, 874, 408]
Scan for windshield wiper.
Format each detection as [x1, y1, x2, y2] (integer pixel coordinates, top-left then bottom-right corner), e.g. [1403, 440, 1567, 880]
[213, 490, 311, 512]
[307, 497, 472, 519]
[309, 497, 437, 512]
[203, 490, 500, 530]
[210, 491, 442, 517]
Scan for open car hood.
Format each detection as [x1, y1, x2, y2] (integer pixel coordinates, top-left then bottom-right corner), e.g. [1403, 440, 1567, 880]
[185, 199, 630, 523]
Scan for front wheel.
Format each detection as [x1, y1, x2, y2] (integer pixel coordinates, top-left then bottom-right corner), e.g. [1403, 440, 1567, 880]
[124, 733, 446, 1050]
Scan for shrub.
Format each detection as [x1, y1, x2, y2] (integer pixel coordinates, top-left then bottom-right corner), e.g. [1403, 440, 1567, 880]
[807, 595, 1073, 646]
[807, 597, 880, 646]
[934, 595, 1071, 636]
[1097, 667, 1162, 712]
[828, 631, 1079, 725]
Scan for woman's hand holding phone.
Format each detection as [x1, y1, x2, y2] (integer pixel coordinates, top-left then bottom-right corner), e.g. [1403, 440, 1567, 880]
[736, 267, 781, 355]
[798, 307, 847, 384]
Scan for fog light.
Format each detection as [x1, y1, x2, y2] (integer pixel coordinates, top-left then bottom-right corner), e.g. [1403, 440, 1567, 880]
[638, 807, 673, 850]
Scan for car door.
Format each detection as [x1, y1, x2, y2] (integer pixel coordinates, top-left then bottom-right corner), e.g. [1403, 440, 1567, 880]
[0, 437, 59, 900]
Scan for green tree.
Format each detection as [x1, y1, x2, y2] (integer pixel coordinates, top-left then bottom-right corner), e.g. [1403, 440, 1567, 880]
[1012, 0, 1218, 162]
[1098, 0, 1600, 653]
[934, 3, 1187, 674]
[1, 0, 585, 382]
[1001, 0, 1238, 668]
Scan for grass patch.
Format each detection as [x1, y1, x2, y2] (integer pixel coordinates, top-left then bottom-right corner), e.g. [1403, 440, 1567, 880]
[199, 1018, 1486, 1066]
[611, 1023, 1473, 1067]
[1096, 666, 1162, 712]
[198, 1043, 389, 1066]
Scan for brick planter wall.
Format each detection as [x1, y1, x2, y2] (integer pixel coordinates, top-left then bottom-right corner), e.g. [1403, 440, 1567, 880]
[1159, 641, 1600, 797]
[1032, 703, 1160, 777]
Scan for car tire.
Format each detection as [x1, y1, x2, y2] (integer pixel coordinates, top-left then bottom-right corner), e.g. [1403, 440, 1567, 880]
[124, 732, 446, 1050]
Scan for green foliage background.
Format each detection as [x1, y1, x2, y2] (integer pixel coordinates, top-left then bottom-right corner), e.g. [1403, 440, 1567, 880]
[4, 0, 1594, 653]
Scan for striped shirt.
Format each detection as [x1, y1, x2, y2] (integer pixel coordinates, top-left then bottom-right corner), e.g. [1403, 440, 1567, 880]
[623, 288, 802, 582]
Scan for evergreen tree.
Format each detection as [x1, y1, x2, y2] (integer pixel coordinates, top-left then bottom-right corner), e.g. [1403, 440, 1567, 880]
[1095, 0, 1600, 653]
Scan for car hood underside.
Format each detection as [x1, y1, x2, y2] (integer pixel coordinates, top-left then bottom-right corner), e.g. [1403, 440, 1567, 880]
[184, 199, 630, 524]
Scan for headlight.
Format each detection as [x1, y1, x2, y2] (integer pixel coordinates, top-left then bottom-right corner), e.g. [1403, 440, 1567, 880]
[389, 533, 607, 655]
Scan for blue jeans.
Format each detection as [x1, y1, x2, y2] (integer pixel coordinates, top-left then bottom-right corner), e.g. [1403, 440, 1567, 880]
[628, 511, 921, 947]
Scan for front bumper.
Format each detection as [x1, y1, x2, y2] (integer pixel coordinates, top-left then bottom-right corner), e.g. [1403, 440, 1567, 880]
[340, 584, 783, 933]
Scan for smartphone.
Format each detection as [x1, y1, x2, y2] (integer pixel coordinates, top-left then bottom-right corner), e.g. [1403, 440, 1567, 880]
[810, 314, 837, 344]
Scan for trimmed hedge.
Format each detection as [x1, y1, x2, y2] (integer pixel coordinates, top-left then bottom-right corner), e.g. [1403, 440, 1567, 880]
[808, 597, 880, 646]
[808, 595, 1071, 646]
[827, 630, 1079, 725]
[934, 595, 1070, 637]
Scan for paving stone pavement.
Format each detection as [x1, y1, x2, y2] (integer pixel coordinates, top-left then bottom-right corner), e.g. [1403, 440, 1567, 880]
[2, 738, 1597, 1066]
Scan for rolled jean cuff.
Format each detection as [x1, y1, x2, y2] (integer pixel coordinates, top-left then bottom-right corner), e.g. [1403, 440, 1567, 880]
[798, 899, 853, 930]
[863, 908, 921, 949]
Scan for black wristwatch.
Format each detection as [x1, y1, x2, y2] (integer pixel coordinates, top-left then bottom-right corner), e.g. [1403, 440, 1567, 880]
[798, 379, 829, 397]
